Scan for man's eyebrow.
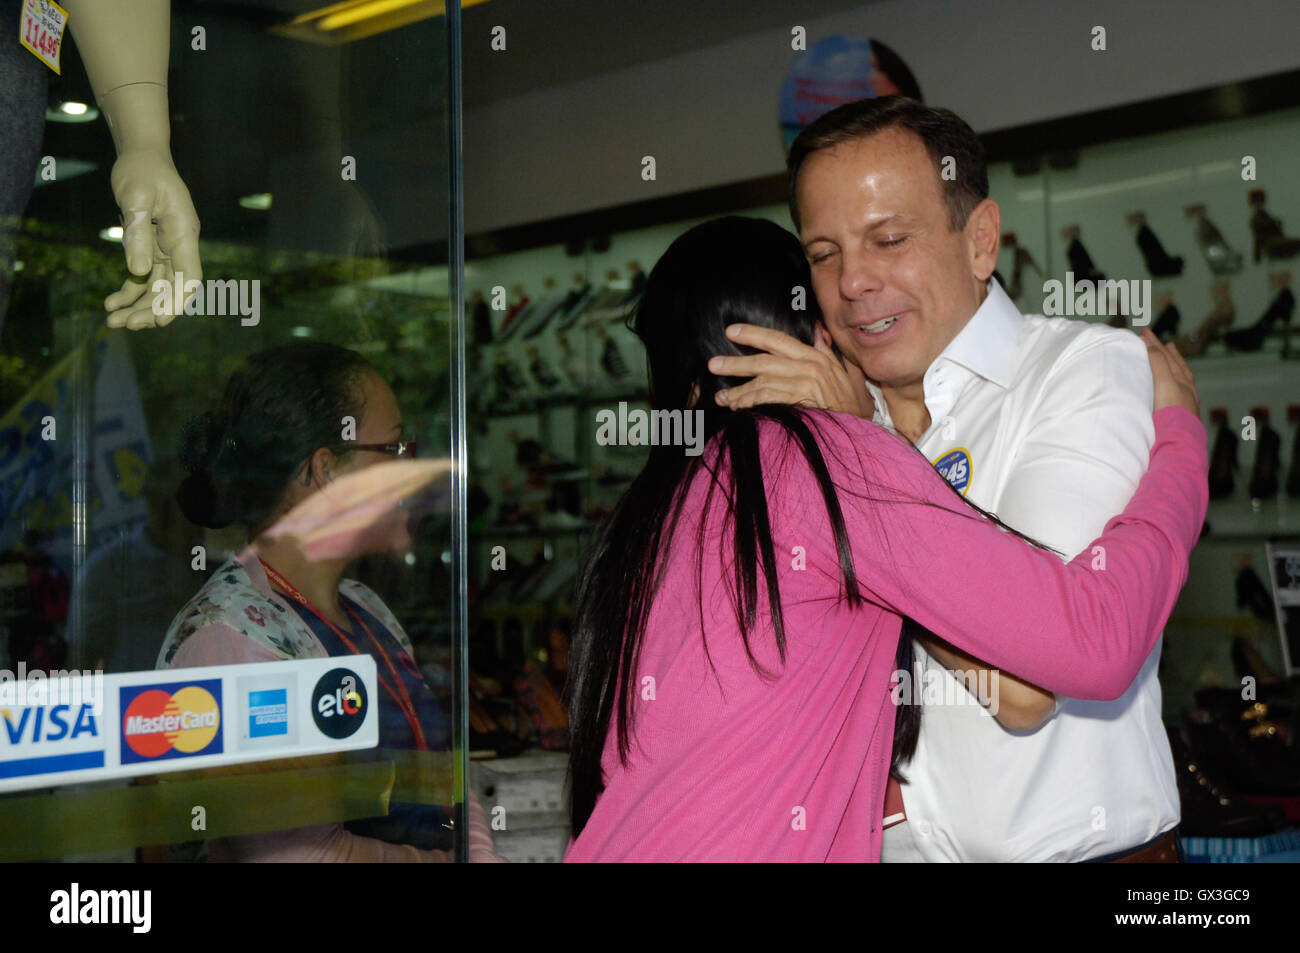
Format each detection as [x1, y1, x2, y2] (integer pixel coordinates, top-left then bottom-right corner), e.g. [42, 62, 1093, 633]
[802, 214, 912, 248]
[864, 214, 909, 230]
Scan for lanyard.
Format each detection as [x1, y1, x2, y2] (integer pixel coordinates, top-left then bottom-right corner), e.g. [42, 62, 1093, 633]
[259, 558, 428, 750]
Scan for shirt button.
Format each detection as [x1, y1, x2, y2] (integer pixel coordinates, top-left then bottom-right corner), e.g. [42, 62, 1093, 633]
[916, 820, 933, 836]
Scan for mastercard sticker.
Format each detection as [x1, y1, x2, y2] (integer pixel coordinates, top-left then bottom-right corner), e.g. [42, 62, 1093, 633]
[119, 679, 223, 765]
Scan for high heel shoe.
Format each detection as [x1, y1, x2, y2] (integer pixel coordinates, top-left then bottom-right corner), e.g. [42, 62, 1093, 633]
[598, 328, 631, 383]
[1061, 225, 1104, 281]
[1175, 281, 1234, 357]
[1151, 292, 1180, 341]
[1186, 203, 1244, 275]
[1128, 211, 1184, 277]
[1247, 406, 1280, 501]
[1000, 233, 1040, 300]
[1249, 189, 1300, 263]
[1287, 405, 1300, 499]
[1237, 565, 1276, 621]
[1207, 408, 1237, 500]
[1226, 284, 1294, 352]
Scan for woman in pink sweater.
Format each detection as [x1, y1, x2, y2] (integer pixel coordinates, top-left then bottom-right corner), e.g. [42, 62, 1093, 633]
[564, 217, 1206, 862]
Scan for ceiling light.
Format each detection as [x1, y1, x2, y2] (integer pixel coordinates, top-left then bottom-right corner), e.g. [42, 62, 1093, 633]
[99, 226, 124, 243]
[47, 101, 100, 123]
[275, 0, 492, 45]
[319, 0, 424, 31]
[239, 192, 273, 211]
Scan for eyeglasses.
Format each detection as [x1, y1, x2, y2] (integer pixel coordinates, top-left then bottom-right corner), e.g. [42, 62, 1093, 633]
[335, 439, 419, 459]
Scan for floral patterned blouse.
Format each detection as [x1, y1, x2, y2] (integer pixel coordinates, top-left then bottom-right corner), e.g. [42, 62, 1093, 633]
[158, 551, 413, 667]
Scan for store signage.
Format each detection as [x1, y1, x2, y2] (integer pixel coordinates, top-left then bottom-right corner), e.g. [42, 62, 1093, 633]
[0, 656, 378, 793]
[780, 35, 921, 147]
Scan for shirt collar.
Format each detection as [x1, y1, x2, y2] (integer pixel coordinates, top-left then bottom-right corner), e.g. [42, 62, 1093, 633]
[931, 278, 1021, 389]
[861, 280, 1022, 427]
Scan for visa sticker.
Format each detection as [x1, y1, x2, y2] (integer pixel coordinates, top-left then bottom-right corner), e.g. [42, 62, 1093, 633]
[19, 0, 68, 74]
[932, 447, 972, 496]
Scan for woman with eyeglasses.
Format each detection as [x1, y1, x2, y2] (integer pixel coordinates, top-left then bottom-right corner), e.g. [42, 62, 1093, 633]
[159, 341, 502, 862]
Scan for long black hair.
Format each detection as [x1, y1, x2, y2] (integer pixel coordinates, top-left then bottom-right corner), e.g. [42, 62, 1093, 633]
[176, 342, 376, 531]
[566, 216, 1048, 835]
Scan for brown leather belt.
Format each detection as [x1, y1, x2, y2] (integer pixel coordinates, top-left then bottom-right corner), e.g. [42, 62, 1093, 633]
[1109, 830, 1180, 863]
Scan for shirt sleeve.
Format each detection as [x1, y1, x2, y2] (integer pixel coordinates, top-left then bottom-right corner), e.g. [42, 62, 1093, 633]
[786, 405, 1207, 700]
[978, 330, 1156, 711]
[993, 330, 1155, 563]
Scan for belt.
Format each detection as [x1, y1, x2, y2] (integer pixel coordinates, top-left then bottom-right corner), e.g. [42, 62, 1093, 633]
[1090, 830, 1181, 863]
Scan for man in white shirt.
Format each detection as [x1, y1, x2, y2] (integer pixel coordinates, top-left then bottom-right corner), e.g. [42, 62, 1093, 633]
[709, 96, 1180, 862]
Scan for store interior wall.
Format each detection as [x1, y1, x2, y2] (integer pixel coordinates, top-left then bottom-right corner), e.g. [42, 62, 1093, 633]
[463, 0, 1300, 233]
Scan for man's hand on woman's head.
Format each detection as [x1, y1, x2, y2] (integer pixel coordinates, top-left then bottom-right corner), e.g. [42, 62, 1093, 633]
[708, 323, 876, 418]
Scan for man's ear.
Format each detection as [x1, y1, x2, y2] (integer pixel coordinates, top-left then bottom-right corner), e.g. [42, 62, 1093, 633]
[967, 197, 1001, 281]
[815, 322, 841, 360]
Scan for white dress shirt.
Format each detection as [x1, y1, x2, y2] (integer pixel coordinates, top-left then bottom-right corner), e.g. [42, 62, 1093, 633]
[875, 279, 1180, 862]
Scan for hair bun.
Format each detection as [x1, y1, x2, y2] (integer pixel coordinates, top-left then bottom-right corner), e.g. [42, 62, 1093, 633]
[174, 470, 232, 530]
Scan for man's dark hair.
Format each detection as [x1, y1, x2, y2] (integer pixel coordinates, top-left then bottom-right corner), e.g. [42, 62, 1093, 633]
[787, 96, 988, 234]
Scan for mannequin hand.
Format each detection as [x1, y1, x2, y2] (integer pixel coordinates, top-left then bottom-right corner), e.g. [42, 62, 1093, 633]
[103, 148, 202, 330]
[708, 323, 876, 418]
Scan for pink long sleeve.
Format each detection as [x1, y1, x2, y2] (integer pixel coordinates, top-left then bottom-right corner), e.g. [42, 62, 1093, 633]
[566, 406, 1207, 862]
[789, 405, 1207, 699]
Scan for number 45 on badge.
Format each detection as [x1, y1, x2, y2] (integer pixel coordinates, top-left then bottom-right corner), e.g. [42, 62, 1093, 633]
[20, 0, 69, 74]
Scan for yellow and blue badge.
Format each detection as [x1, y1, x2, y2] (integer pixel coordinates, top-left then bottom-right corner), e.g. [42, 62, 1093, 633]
[932, 447, 972, 497]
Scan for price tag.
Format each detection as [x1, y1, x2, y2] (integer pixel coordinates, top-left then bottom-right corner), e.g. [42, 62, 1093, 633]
[19, 0, 68, 74]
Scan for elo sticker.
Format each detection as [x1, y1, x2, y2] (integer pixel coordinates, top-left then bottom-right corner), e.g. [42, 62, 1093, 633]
[19, 0, 68, 74]
[932, 447, 972, 497]
[312, 668, 368, 740]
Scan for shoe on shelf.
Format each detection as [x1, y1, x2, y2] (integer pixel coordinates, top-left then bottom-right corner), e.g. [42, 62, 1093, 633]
[1152, 292, 1181, 341]
[1236, 566, 1277, 621]
[599, 330, 632, 382]
[1061, 225, 1104, 281]
[1247, 407, 1281, 500]
[1225, 286, 1294, 352]
[1185, 203, 1244, 275]
[1249, 189, 1300, 263]
[1207, 409, 1238, 499]
[1287, 405, 1300, 499]
[1128, 211, 1184, 277]
[1175, 282, 1234, 357]
[1000, 232, 1041, 299]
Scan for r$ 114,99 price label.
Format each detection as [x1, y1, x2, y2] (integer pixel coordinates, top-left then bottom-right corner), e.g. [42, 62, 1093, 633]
[20, 0, 69, 75]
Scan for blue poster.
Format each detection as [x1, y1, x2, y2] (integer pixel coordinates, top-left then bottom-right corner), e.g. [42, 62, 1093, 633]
[780, 35, 919, 147]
